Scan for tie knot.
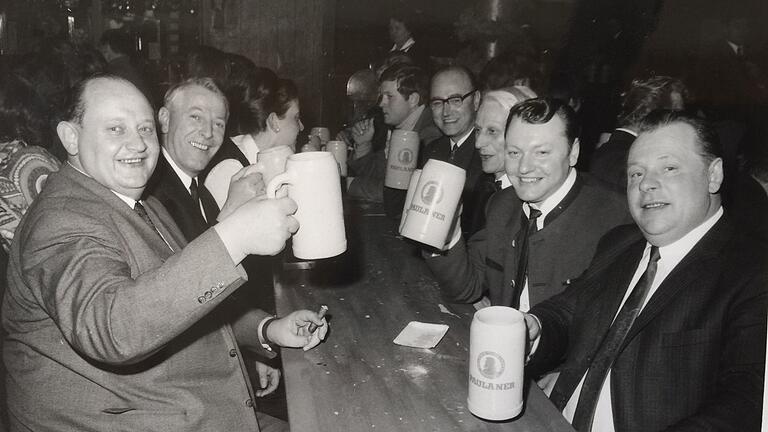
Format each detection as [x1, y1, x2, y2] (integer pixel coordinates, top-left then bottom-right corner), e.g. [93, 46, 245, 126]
[190, 178, 198, 194]
[649, 245, 661, 263]
[528, 207, 542, 221]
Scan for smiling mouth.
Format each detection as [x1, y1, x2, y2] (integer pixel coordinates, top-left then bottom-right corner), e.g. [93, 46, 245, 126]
[642, 202, 669, 209]
[517, 177, 541, 184]
[118, 157, 144, 165]
[190, 140, 210, 151]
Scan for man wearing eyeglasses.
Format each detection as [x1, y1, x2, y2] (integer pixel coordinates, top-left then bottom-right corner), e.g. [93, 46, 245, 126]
[420, 65, 493, 235]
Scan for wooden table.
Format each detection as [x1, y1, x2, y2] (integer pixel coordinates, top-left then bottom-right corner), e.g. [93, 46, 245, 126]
[275, 202, 575, 432]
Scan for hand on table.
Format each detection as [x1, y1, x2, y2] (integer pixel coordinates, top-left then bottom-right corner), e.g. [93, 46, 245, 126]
[267, 309, 329, 351]
[254, 361, 281, 397]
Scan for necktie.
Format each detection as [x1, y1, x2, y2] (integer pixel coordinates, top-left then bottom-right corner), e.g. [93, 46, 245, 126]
[511, 207, 542, 309]
[190, 178, 220, 224]
[571, 246, 661, 431]
[450, 143, 458, 159]
[134, 201, 165, 242]
[494, 180, 503, 191]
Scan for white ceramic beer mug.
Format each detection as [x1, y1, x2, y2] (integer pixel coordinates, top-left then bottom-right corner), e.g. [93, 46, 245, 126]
[399, 159, 465, 249]
[468, 306, 526, 421]
[310, 127, 331, 146]
[384, 130, 419, 189]
[325, 140, 348, 177]
[398, 169, 422, 233]
[266, 152, 347, 259]
[256, 145, 294, 188]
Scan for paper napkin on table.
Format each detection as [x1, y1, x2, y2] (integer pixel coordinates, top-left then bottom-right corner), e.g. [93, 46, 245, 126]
[393, 321, 449, 349]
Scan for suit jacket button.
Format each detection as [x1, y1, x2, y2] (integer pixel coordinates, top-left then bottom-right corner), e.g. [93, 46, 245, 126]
[245, 399, 254, 407]
[229, 349, 237, 357]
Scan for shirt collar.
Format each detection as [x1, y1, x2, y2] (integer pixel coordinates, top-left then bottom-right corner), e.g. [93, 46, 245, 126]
[497, 172, 512, 189]
[67, 161, 138, 208]
[391, 37, 415, 52]
[397, 104, 425, 131]
[231, 134, 260, 164]
[450, 128, 474, 149]
[656, 206, 723, 266]
[162, 147, 195, 191]
[524, 168, 577, 222]
[615, 127, 637, 137]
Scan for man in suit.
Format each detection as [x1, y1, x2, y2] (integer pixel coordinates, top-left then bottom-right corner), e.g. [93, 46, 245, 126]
[2, 75, 328, 431]
[523, 110, 766, 431]
[590, 76, 688, 190]
[144, 77, 286, 422]
[426, 98, 630, 311]
[347, 63, 440, 212]
[420, 65, 493, 235]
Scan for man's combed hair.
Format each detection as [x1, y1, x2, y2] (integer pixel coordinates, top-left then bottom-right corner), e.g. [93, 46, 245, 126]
[379, 63, 429, 106]
[637, 109, 723, 163]
[163, 77, 229, 113]
[505, 97, 579, 146]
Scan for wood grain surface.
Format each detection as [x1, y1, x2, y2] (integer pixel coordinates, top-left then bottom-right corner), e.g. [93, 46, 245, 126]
[275, 202, 574, 432]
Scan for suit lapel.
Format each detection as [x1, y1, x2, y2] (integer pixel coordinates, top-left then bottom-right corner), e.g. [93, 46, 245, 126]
[591, 240, 647, 346]
[621, 219, 731, 348]
[59, 164, 178, 258]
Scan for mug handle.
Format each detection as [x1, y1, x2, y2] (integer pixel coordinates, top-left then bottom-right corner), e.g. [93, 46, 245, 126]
[266, 171, 292, 199]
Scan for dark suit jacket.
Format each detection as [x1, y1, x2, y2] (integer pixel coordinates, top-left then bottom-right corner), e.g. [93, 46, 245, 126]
[145, 153, 213, 241]
[528, 219, 767, 432]
[589, 129, 636, 191]
[426, 173, 631, 307]
[3, 164, 268, 431]
[419, 132, 494, 235]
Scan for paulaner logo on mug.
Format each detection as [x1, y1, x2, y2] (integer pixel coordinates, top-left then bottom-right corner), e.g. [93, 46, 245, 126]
[419, 181, 443, 206]
[397, 148, 415, 165]
[477, 351, 505, 379]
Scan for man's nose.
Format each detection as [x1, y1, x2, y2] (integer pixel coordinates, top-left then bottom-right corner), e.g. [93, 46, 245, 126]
[639, 172, 660, 192]
[517, 153, 534, 173]
[200, 120, 213, 138]
[127, 132, 148, 152]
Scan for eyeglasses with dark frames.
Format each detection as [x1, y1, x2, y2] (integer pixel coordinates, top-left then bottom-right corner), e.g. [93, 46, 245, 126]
[429, 89, 476, 111]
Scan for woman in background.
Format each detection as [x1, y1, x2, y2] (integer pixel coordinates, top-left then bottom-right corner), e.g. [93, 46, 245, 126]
[204, 71, 304, 207]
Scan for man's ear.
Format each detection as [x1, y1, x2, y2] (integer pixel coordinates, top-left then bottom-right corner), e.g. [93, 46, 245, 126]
[568, 138, 581, 167]
[56, 121, 80, 157]
[407, 92, 420, 109]
[158, 107, 170, 134]
[267, 112, 280, 133]
[472, 90, 481, 111]
[707, 157, 724, 194]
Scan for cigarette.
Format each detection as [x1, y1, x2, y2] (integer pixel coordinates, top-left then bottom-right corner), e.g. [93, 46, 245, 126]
[308, 305, 328, 333]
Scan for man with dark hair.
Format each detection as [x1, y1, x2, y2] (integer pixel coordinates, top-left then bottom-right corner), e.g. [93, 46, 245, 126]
[522, 110, 766, 431]
[2, 75, 327, 431]
[388, 12, 429, 71]
[347, 63, 440, 212]
[591, 76, 689, 189]
[426, 98, 629, 311]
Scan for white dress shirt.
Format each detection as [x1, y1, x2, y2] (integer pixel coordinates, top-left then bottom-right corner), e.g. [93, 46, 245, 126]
[161, 148, 208, 222]
[562, 207, 724, 431]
